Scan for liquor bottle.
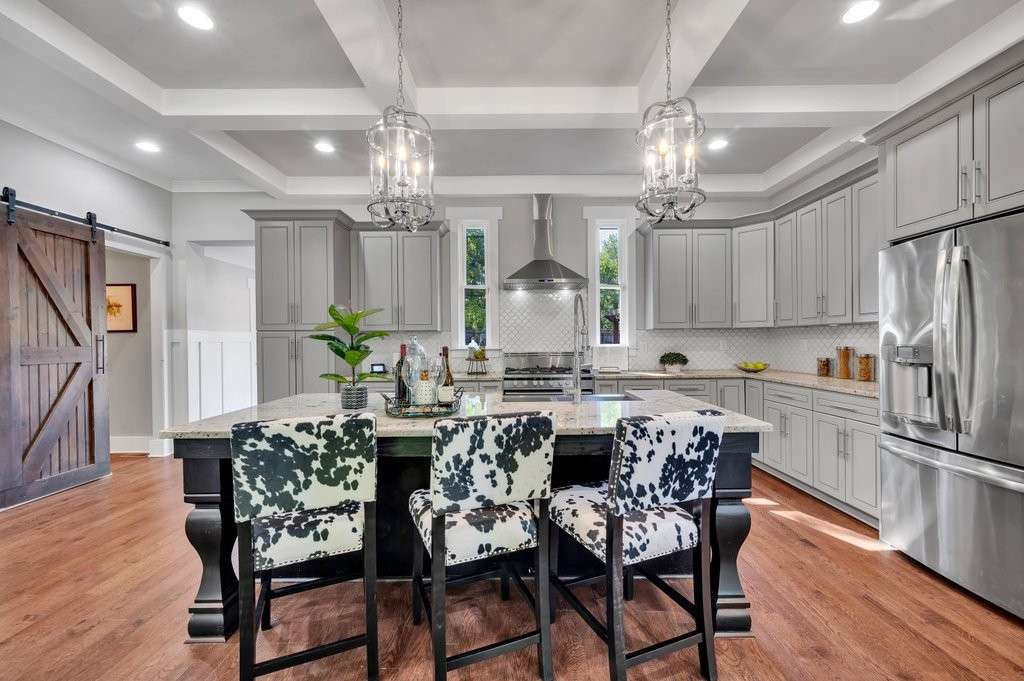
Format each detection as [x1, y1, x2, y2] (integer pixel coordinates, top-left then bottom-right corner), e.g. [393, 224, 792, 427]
[394, 343, 408, 404]
[437, 346, 455, 403]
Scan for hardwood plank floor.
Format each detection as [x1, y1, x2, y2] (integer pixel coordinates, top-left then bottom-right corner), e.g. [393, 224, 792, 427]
[0, 456, 1021, 680]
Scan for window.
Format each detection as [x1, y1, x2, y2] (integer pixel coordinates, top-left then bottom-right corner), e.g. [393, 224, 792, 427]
[585, 207, 636, 347]
[448, 207, 501, 348]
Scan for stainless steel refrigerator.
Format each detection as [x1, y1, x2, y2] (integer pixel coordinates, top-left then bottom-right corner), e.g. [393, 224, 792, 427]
[879, 212, 1024, 618]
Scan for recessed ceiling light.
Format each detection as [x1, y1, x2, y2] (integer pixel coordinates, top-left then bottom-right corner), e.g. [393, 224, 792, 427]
[314, 141, 336, 154]
[177, 5, 214, 31]
[842, 1, 880, 24]
[851, 134, 868, 144]
[707, 138, 729, 151]
[135, 140, 161, 153]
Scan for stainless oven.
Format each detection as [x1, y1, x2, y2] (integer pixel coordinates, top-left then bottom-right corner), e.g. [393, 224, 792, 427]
[502, 352, 594, 397]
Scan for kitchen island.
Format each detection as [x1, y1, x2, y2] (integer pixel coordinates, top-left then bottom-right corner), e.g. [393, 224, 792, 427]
[162, 389, 770, 643]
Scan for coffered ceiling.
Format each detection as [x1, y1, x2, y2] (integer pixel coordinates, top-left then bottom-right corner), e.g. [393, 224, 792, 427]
[0, 0, 1021, 202]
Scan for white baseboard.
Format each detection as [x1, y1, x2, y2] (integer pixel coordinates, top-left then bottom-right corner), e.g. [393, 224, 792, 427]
[110, 435, 151, 454]
[149, 438, 173, 457]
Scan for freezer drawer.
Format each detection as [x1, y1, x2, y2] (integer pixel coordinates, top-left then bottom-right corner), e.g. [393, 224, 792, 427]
[880, 434, 1024, 618]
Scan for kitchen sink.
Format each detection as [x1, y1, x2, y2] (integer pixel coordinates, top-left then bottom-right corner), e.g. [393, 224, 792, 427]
[502, 393, 642, 402]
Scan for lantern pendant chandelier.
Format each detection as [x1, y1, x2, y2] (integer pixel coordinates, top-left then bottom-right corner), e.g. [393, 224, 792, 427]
[636, 0, 707, 223]
[366, 0, 435, 231]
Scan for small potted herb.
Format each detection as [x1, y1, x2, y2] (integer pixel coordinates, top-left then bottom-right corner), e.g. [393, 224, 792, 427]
[309, 305, 389, 409]
[659, 352, 689, 374]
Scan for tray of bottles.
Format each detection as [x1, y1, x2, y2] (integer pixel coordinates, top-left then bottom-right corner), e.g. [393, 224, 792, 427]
[381, 388, 464, 418]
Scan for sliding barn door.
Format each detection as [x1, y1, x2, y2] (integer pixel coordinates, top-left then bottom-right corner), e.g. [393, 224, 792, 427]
[0, 209, 109, 508]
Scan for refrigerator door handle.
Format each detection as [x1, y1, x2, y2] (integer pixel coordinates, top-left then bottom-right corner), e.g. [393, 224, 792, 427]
[881, 442, 1024, 494]
[932, 247, 952, 431]
[947, 245, 975, 434]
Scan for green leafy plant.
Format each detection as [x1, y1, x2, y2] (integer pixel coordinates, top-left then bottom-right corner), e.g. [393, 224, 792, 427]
[309, 305, 390, 385]
[659, 352, 689, 366]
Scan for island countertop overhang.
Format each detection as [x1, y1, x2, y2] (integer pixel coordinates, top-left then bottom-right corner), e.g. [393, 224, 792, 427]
[161, 389, 773, 441]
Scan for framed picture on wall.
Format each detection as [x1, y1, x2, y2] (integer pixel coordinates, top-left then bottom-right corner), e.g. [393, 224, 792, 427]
[106, 283, 137, 333]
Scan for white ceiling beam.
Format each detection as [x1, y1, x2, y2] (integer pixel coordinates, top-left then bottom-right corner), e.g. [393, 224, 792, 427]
[190, 131, 288, 199]
[314, 0, 413, 110]
[897, 0, 1024, 108]
[637, 0, 750, 108]
[760, 126, 870, 195]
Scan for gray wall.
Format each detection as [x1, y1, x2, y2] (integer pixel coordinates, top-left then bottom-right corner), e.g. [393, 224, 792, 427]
[105, 251, 153, 440]
[187, 246, 255, 333]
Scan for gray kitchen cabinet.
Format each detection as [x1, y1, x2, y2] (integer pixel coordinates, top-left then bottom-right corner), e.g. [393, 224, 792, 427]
[884, 96, 974, 241]
[257, 331, 296, 403]
[256, 221, 292, 330]
[773, 212, 798, 327]
[250, 211, 352, 333]
[355, 230, 440, 331]
[762, 402, 786, 470]
[645, 230, 691, 329]
[973, 64, 1024, 217]
[397, 231, 440, 331]
[845, 420, 880, 516]
[717, 379, 745, 413]
[732, 222, 774, 327]
[812, 413, 846, 499]
[619, 379, 665, 392]
[665, 379, 717, 405]
[595, 379, 619, 394]
[786, 406, 814, 485]
[795, 202, 822, 326]
[820, 187, 853, 324]
[357, 232, 400, 330]
[478, 381, 502, 393]
[296, 334, 337, 394]
[852, 175, 882, 322]
[744, 380, 764, 462]
[692, 229, 732, 328]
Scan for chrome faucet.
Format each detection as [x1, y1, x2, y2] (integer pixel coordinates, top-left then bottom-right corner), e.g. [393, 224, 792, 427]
[572, 292, 589, 403]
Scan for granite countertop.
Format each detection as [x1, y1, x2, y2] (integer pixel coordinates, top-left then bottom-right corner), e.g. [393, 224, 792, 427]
[595, 368, 879, 399]
[161, 389, 772, 440]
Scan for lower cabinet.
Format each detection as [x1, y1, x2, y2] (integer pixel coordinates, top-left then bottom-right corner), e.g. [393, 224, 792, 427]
[257, 331, 337, 402]
[744, 380, 765, 462]
[761, 400, 812, 485]
[455, 380, 502, 393]
[811, 413, 880, 516]
[717, 379, 745, 413]
[595, 379, 620, 394]
[665, 379, 717, 404]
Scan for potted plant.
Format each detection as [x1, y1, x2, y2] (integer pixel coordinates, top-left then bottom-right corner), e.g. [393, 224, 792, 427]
[309, 305, 389, 409]
[659, 352, 689, 374]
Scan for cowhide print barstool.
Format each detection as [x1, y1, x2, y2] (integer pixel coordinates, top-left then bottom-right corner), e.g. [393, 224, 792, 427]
[230, 413, 379, 681]
[549, 410, 727, 681]
[408, 412, 556, 681]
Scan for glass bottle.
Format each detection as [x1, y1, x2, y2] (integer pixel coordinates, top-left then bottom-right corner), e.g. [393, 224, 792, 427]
[403, 337, 436, 405]
[436, 346, 456, 403]
[394, 343, 408, 404]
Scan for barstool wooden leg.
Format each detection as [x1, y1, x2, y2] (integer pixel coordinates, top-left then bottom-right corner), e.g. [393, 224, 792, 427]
[605, 513, 627, 681]
[364, 502, 379, 681]
[237, 522, 256, 681]
[535, 499, 553, 681]
[259, 571, 272, 630]
[694, 499, 718, 681]
[548, 524, 560, 624]
[431, 514, 447, 681]
[412, 535, 424, 626]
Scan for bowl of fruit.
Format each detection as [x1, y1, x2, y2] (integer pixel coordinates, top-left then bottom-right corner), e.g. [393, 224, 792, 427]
[736, 361, 769, 373]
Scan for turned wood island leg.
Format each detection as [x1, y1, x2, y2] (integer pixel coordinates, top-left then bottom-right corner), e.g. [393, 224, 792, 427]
[178, 444, 239, 642]
[711, 497, 752, 636]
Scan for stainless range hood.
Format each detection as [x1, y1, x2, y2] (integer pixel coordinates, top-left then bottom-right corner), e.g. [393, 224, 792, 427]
[503, 194, 587, 290]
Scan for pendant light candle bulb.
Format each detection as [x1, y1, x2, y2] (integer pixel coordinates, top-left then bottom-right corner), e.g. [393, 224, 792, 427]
[658, 138, 670, 156]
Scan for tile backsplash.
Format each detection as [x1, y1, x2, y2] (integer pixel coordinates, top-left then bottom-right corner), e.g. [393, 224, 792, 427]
[370, 290, 879, 376]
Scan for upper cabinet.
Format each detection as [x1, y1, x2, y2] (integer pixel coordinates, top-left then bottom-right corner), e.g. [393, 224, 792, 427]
[873, 55, 1024, 240]
[251, 211, 352, 332]
[820, 187, 853, 325]
[692, 229, 732, 328]
[884, 96, 974, 241]
[973, 64, 1024, 217]
[773, 212, 798, 327]
[852, 176, 883, 322]
[354, 230, 441, 331]
[795, 202, 822, 326]
[644, 228, 731, 329]
[733, 222, 774, 328]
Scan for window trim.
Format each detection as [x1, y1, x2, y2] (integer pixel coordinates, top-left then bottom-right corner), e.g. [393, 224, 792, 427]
[446, 207, 502, 349]
[585, 206, 640, 347]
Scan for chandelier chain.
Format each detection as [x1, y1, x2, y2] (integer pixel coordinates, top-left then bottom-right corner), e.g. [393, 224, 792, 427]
[664, 0, 672, 100]
[396, 0, 405, 109]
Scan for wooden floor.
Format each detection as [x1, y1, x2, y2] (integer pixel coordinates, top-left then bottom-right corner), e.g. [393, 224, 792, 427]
[1, 457, 1022, 681]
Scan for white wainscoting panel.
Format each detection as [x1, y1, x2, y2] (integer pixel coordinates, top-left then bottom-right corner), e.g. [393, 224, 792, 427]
[187, 331, 257, 421]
